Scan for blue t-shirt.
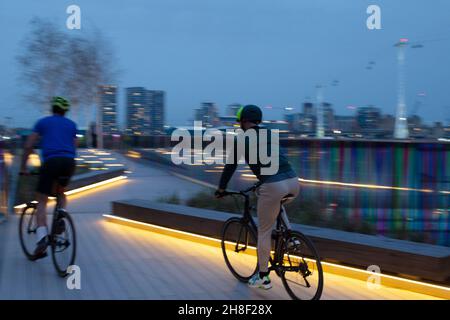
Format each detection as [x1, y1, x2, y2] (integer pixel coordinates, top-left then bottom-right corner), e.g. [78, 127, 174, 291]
[33, 115, 77, 161]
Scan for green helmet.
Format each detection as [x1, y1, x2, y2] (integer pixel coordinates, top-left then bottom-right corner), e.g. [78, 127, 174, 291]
[51, 96, 70, 111]
[236, 105, 262, 123]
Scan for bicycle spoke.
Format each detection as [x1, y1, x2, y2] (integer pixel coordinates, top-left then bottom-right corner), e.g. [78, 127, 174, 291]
[51, 213, 76, 277]
[19, 206, 38, 260]
[221, 218, 258, 282]
[280, 231, 323, 300]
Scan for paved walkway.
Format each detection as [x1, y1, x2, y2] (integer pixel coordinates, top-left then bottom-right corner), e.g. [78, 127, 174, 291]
[0, 154, 441, 300]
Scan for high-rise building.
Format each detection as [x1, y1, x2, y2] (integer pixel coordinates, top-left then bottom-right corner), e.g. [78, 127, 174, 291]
[408, 115, 426, 139]
[126, 87, 166, 135]
[357, 106, 381, 132]
[227, 103, 242, 117]
[126, 87, 150, 135]
[333, 115, 356, 133]
[284, 102, 317, 134]
[444, 124, 450, 139]
[431, 122, 445, 139]
[98, 85, 118, 134]
[380, 114, 395, 134]
[299, 114, 316, 134]
[285, 113, 301, 132]
[323, 102, 334, 132]
[284, 113, 316, 134]
[148, 90, 165, 134]
[194, 102, 220, 127]
[303, 102, 314, 116]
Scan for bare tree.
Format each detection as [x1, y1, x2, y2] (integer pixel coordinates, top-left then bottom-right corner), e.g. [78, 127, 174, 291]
[17, 17, 118, 127]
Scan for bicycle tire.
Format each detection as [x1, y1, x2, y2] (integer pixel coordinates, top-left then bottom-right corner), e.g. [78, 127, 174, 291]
[19, 204, 38, 260]
[221, 217, 258, 282]
[51, 210, 77, 277]
[280, 231, 324, 300]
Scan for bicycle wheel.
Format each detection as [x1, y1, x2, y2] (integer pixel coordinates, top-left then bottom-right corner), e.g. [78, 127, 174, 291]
[19, 204, 38, 260]
[221, 218, 258, 282]
[280, 231, 324, 300]
[51, 210, 76, 277]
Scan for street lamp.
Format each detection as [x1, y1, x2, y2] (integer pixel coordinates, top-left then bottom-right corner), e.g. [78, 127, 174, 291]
[393, 38, 425, 139]
[316, 84, 325, 138]
[394, 38, 409, 139]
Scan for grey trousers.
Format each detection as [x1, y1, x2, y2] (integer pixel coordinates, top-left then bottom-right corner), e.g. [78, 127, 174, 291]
[256, 177, 300, 273]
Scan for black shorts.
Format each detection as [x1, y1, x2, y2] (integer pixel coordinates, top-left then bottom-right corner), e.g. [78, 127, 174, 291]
[37, 157, 76, 196]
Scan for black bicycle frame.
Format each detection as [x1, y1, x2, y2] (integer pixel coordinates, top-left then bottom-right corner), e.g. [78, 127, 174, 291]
[49, 192, 65, 236]
[227, 189, 290, 270]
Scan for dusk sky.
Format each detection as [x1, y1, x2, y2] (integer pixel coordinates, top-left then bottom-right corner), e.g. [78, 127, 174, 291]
[1, 0, 449, 128]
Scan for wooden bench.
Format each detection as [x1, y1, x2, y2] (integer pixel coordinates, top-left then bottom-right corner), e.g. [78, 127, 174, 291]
[111, 199, 450, 285]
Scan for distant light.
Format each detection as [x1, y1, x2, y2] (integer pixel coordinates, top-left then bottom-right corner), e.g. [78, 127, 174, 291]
[2, 136, 11, 140]
[76, 134, 84, 138]
[285, 107, 294, 111]
[333, 130, 342, 134]
[399, 117, 407, 121]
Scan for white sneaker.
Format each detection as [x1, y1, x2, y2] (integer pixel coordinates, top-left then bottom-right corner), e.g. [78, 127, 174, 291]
[248, 274, 272, 290]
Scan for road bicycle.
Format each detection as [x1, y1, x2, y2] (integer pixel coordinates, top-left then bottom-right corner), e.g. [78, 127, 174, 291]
[220, 183, 324, 300]
[18, 173, 76, 277]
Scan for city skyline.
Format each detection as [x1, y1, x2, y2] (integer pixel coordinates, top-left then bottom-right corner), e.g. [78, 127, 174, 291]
[1, 0, 450, 128]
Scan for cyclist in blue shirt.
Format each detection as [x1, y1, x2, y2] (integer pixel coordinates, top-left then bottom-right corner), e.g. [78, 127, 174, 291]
[20, 97, 77, 260]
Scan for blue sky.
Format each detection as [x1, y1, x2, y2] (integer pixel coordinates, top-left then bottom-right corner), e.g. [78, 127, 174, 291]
[1, 0, 449, 128]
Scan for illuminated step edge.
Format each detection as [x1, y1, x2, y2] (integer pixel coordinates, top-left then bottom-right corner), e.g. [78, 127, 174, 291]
[14, 176, 128, 211]
[103, 213, 450, 300]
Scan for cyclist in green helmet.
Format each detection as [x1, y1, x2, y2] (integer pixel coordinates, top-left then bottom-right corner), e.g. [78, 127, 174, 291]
[215, 104, 300, 290]
[20, 96, 78, 260]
